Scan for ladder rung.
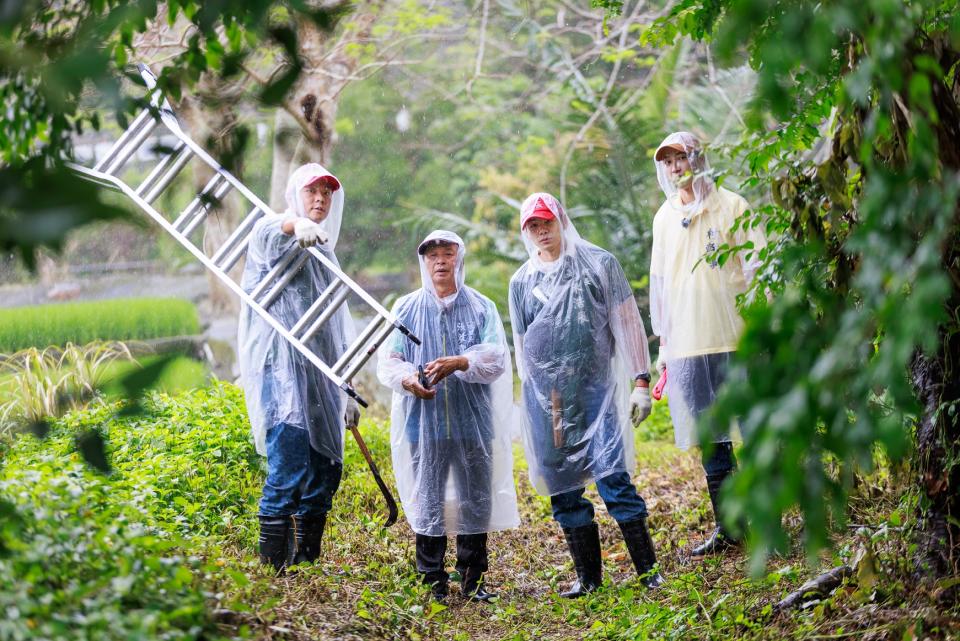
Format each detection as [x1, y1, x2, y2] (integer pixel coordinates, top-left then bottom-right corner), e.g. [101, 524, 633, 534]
[181, 179, 233, 238]
[249, 248, 302, 301]
[258, 252, 311, 309]
[94, 109, 154, 172]
[333, 317, 388, 375]
[341, 320, 396, 383]
[300, 285, 351, 344]
[172, 174, 229, 234]
[138, 142, 194, 204]
[103, 116, 161, 176]
[211, 207, 265, 271]
[290, 280, 345, 337]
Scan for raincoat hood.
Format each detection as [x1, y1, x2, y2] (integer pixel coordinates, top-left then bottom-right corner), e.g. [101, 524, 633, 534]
[284, 163, 345, 250]
[654, 132, 714, 218]
[417, 229, 466, 308]
[519, 192, 582, 272]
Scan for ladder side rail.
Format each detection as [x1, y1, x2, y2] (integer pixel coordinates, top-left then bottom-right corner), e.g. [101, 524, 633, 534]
[67, 162, 365, 405]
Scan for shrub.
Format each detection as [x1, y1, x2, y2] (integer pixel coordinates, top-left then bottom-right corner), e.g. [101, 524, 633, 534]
[0, 383, 259, 641]
[0, 298, 201, 353]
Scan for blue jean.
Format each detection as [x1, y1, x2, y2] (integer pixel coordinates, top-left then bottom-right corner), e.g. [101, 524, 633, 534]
[259, 422, 343, 517]
[550, 470, 648, 529]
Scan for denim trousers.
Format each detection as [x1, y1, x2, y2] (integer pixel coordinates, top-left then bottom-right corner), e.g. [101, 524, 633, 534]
[550, 470, 648, 529]
[258, 422, 343, 517]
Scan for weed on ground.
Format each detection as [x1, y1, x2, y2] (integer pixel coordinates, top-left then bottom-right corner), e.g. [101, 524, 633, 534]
[0, 383, 957, 640]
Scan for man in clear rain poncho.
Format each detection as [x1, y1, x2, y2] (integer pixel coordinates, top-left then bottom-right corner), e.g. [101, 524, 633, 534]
[377, 230, 519, 603]
[509, 193, 663, 597]
[238, 163, 360, 572]
[649, 132, 768, 557]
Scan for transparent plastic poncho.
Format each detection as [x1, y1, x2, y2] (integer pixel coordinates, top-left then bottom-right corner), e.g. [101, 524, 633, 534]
[238, 163, 351, 460]
[377, 230, 520, 536]
[649, 133, 767, 449]
[509, 194, 651, 496]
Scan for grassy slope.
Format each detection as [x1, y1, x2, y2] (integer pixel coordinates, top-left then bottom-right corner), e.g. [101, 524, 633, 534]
[0, 383, 955, 641]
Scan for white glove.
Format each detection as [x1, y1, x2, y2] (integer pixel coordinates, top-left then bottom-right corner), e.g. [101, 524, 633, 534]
[294, 218, 329, 248]
[630, 386, 652, 427]
[344, 398, 360, 427]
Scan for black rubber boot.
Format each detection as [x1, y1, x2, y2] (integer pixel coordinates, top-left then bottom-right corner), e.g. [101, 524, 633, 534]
[559, 522, 603, 598]
[291, 514, 326, 565]
[457, 533, 496, 602]
[691, 471, 741, 558]
[618, 518, 664, 589]
[258, 514, 293, 573]
[416, 534, 449, 603]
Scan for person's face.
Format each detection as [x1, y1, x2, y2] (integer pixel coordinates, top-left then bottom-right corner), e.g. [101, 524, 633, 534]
[525, 216, 561, 255]
[424, 243, 458, 292]
[661, 149, 692, 187]
[300, 180, 334, 222]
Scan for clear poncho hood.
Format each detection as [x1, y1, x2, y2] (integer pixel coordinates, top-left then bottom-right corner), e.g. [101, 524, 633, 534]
[519, 192, 581, 271]
[284, 163, 345, 250]
[654, 131, 715, 218]
[417, 229, 467, 307]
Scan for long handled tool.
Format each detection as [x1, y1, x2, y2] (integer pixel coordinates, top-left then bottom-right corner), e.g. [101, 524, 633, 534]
[346, 414, 398, 527]
[69, 64, 410, 526]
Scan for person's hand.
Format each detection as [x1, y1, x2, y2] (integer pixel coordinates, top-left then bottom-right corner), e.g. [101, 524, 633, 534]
[343, 397, 360, 427]
[402, 375, 437, 400]
[630, 386, 652, 427]
[294, 218, 329, 248]
[423, 356, 468, 386]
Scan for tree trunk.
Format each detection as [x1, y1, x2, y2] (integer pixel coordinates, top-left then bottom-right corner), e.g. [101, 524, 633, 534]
[911, 35, 960, 582]
[269, 71, 339, 209]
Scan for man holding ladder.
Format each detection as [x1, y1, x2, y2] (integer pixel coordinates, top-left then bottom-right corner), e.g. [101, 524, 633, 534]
[239, 163, 360, 572]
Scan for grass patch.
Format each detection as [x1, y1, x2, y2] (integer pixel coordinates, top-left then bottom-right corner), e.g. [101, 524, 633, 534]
[0, 383, 947, 641]
[0, 298, 201, 353]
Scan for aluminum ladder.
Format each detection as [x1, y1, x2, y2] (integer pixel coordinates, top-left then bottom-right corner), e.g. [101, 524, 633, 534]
[68, 64, 421, 409]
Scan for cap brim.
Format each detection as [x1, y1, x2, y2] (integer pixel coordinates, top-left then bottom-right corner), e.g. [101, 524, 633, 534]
[304, 174, 341, 191]
[521, 211, 556, 229]
[654, 143, 686, 161]
[417, 239, 457, 255]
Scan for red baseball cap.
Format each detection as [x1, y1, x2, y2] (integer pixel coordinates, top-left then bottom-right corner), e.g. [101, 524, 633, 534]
[521, 197, 556, 229]
[304, 174, 341, 192]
